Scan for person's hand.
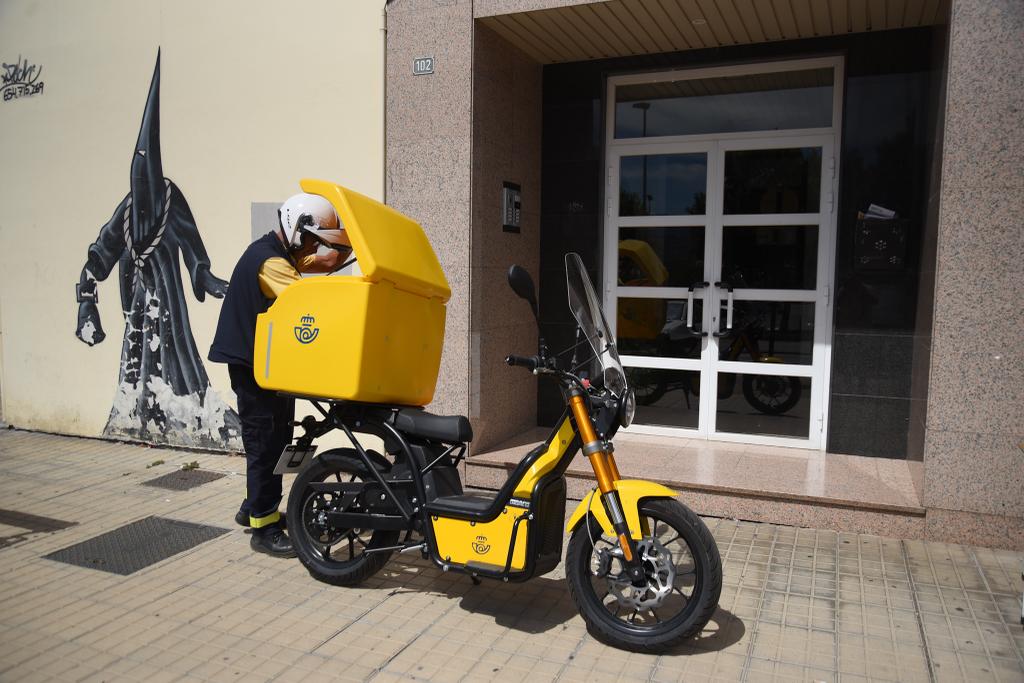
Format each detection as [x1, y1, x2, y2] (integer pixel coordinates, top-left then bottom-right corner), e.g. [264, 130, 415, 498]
[198, 268, 229, 300]
[76, 302, 106, 346]
[318, 249, 342, 272]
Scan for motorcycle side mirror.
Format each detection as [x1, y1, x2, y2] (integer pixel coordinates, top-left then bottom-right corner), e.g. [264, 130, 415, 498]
[507, 265, 539, 324]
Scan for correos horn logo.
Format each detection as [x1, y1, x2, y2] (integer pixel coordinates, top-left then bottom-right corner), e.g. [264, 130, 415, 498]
[294, 314, 319, 344]
[471, 535, 490, 555]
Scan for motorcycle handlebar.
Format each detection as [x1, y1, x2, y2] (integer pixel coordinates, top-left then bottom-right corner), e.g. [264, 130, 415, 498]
[506, 354, 541, 371]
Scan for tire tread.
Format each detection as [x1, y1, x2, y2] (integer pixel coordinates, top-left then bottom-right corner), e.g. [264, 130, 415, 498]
[287, 450, 400, 587]
[565, 498, 722, 652]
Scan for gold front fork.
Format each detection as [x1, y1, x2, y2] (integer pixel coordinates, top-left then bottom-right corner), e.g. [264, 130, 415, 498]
[569, 394, 616, 491]
[569, 393, 635, 562]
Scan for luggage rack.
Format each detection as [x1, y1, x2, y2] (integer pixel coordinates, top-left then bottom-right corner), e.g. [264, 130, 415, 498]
[282, 394, 468, 468]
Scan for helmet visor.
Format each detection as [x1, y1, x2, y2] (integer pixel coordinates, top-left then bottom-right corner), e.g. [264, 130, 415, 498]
[303, 228, 349, 250]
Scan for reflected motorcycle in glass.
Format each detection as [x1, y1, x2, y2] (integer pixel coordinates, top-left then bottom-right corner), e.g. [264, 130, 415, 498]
[618, 244, 801, 415]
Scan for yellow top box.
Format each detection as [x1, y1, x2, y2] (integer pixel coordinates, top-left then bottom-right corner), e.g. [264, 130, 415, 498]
[301, 179, 450, 302]
[254, 180, 450, 406]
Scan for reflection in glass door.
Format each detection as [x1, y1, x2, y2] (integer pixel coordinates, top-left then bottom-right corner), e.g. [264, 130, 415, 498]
[604, 59, 841, 449]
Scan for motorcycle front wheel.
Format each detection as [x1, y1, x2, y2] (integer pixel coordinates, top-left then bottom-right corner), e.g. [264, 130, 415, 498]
[565, 499, 722, 652]
[287, 449, 402, 586]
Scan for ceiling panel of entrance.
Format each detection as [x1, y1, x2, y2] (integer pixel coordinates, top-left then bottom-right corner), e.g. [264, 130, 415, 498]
[478, 0, 949, 64]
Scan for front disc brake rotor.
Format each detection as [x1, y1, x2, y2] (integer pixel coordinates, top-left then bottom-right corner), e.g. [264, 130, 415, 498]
[606, 536, 677, 611]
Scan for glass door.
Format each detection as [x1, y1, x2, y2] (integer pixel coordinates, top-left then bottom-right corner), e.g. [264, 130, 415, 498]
[604, 58, 841, 449]
[707, 136, 833, 448]
[607, 138, 834, 448]
[610, 142, 714, 433]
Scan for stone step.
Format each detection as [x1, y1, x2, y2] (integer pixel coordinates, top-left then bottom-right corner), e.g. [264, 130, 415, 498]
[464, 429, 927, 540]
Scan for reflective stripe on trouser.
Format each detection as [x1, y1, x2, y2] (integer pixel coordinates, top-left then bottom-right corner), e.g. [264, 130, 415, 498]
[228, 364, 294, 530]
[237, 495, 281, 529]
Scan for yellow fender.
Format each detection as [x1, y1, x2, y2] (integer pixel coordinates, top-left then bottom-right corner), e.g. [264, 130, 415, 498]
[566, 479, 678, 540]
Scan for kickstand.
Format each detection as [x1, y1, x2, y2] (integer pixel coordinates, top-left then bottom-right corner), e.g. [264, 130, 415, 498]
[470, 574, 482, 586]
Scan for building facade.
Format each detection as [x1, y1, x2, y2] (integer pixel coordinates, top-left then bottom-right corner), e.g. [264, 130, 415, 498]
[384, 0, 1022, 549]
[1, 0, 1020, 549]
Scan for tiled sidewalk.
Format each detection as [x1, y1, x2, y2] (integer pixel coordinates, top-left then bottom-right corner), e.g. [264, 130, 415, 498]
[0, 429, 1021, 682]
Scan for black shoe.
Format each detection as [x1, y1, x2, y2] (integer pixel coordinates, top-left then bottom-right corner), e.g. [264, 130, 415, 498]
[236, 509, 286, 530]
[250, 527, 296, 558]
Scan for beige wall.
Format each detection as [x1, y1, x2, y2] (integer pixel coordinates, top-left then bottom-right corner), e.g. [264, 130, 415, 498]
[0, 0, 384, 443]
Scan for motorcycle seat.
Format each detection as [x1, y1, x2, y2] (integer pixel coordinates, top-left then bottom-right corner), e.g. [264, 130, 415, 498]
[394, 409, 473, 443]
[424, 493, 495, 516]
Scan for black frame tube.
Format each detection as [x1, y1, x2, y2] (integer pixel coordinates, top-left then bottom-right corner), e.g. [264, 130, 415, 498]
[333, 417, 413, 521]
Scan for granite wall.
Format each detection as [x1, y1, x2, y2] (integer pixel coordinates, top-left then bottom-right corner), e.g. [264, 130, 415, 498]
[386, 1, 542, 448]
[469, 25, 543, 451]
[386, 0, 475, 419]
[922, 0, 1024, 547]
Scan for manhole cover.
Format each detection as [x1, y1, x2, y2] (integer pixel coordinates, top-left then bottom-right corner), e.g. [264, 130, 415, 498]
[142, 469, 226, 491]
[43, 516, 229, 575]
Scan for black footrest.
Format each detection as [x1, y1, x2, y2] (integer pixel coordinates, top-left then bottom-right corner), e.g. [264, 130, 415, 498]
[424, 493, 497, 518]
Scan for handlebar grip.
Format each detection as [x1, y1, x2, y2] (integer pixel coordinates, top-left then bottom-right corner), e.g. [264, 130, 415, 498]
[506, 354, 541, 371]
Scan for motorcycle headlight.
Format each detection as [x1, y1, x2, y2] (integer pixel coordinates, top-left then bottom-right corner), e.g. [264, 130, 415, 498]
[620, 389, 636, 428]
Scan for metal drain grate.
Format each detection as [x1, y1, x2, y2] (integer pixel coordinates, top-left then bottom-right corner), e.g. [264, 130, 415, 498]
[43, 516, 229, 575]
[142, 469, 226, 491]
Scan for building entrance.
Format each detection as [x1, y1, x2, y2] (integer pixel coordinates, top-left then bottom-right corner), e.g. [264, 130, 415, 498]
[604, 59, 841, 448]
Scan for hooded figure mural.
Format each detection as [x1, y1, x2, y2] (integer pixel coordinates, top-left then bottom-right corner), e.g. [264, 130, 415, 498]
[74, 52, 242, 449]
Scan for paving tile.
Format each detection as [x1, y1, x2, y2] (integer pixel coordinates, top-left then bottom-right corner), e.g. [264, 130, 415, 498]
[1, 430, 1023, 682]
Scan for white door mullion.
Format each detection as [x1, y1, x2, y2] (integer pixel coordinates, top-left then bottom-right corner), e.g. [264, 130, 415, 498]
[716, 361, 814, 377]
[617, 286, 708, 299]
[700, 141, 723, 437]
[810, 138, 838, 448]
[604, 152, 619, 347]
[619, 216, 707, 228]
[720, 214, 823, 226]
[621, 356, 703, 371]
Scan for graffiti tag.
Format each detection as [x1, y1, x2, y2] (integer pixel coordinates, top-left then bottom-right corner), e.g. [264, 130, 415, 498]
[2, 56, 44, 102]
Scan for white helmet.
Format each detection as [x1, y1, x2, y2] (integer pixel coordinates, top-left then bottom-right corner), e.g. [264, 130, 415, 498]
[278, 193, 347, 251]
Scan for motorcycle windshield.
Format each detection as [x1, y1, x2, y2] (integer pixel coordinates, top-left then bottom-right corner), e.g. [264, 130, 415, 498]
[565, 253, 628, 397]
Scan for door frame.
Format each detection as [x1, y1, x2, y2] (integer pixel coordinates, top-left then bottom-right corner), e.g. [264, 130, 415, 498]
[602, 56, 844, 450]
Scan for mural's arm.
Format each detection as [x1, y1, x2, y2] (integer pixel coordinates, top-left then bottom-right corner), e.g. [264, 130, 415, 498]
[75, 195, 129, 346]
[169, 182, 227, 302]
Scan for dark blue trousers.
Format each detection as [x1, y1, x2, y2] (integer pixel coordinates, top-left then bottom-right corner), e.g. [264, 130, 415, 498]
[229, 364, 294, 528]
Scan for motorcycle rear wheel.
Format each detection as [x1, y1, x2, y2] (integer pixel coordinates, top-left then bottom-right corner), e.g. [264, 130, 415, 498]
[565, 498, 722, 652]
[287, 449, 402, 586]
[742, 374, 802, 415]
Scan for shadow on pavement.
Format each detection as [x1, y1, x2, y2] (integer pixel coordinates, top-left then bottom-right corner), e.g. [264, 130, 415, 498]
[372, 558, 746, 648]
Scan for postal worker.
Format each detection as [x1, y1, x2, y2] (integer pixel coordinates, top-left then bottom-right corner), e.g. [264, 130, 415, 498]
[209, 193, 351, 557]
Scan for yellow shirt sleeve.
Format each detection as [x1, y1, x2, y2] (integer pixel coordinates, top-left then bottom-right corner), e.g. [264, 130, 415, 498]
[258, 257, 301, 299]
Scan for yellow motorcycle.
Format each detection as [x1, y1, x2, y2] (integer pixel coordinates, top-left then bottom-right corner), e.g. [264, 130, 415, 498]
[256, 181, 722, 651]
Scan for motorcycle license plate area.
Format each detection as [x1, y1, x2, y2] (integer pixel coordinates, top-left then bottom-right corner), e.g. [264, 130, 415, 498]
[431, 506, 530, 571]
[254, 180, 451, 407]
[273, 444, 318, 475]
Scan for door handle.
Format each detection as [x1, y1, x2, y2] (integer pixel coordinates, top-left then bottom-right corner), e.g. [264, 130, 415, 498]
[712, 281, 734, 338]
[686, 282, 709, 337]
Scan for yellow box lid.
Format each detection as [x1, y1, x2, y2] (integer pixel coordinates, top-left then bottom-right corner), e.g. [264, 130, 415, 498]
[300, 179, 451, 302]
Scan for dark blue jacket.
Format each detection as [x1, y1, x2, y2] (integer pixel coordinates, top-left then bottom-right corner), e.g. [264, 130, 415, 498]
[208, 232, 291, 367]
